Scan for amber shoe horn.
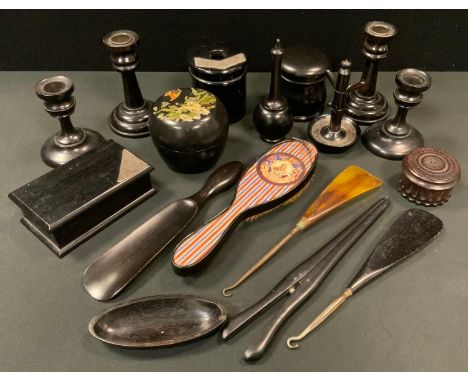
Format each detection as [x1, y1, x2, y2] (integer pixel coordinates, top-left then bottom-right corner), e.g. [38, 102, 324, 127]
[222, 165, 383, 297]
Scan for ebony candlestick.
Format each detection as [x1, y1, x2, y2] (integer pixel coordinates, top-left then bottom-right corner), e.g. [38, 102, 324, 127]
[308, 60, 363, 153]
[345, 21, 397, 125]
[103, 30, 152, 138]
[253, 39, 293, 143]
[36, 75, 104, 168]
[362, 68, 432, 160]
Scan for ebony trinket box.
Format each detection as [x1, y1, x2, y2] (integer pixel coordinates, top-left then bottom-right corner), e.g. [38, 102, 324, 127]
[8, 140, 156, 257]
[149, 88, 229, 174]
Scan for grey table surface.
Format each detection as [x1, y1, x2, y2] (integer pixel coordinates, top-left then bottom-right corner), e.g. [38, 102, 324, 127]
[1, 71, 467, 372]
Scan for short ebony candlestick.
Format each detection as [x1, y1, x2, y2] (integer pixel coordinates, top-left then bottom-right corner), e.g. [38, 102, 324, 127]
[253, 39, 293, 143]
[36, 75, 104, 168]
[362, 68, 432, 160]
[345, 21, 397, 125]
[308, 60, 363, 153]
[103, 30, 152, 138]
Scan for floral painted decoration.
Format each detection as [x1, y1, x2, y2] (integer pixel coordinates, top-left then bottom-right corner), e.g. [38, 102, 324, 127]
[153, 88, 217, 122]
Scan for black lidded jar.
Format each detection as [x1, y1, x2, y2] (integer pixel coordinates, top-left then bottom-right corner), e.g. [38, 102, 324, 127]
[149, 88, 229, 174]
[281, 45, 330, 121]
[187, 43, 247, 124]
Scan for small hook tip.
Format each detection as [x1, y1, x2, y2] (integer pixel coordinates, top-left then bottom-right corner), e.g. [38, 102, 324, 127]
[222, 288, 233, 297]
[287, 338, 300, 349]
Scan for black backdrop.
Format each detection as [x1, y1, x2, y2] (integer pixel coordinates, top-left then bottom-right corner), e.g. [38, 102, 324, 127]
[1, 9, 467, 71]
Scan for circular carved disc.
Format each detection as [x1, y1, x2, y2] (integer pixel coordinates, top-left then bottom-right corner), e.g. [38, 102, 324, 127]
[404, 147, 460, 186]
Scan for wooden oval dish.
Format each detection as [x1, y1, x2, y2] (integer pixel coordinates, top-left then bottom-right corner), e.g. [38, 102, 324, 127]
[88, 295, 227, 348]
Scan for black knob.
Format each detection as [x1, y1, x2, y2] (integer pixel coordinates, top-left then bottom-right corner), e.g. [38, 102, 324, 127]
[36, 75, 104, 167]
[103, 30, 152, 138]
[253, 39, 293, 143]
[362, 68, 432, 160]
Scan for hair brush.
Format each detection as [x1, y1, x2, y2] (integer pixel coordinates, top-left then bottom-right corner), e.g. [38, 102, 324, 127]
[172, 138, 318, 275]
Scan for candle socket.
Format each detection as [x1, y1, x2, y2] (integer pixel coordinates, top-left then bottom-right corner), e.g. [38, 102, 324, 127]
[363, 68, 432, 160]
[345, 21, 397, 125]
[35, 75, 104, 167]
[103, 30, 152, 138]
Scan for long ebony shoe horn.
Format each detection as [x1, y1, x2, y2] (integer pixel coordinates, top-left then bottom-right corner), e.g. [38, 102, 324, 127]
[287, 208, 443, 349]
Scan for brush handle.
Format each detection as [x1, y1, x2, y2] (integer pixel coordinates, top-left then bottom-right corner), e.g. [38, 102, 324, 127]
[287, 288, 353, 349]
[189, 162, 244, 207]
[172, 202, 243, 274]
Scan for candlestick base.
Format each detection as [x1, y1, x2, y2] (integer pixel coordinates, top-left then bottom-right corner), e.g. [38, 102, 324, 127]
[109, 100, 152, 138]
[345, 90, 389, 125]
[41, 128, 105, 168]
[362, 122, 424, 160]
[308, 114, 360, 153]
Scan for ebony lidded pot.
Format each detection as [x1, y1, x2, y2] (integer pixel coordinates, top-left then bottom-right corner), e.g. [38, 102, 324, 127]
[187, 43, 247, 124]
[149, 88, 229, 173]
[280, 45, 330, 121]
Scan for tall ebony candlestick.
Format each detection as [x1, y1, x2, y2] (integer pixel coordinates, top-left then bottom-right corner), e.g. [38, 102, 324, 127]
[345, 21, 397, 125]
[103, 30, 152, 138]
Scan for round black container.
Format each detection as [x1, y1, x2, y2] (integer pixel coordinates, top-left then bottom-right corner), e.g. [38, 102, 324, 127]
[187, 44, 247, 124]
[281, 45, 330, 121]
[149, 88, 229, 174]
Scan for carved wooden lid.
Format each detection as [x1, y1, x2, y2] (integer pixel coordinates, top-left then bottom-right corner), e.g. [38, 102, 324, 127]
[401, 147, 461, 191]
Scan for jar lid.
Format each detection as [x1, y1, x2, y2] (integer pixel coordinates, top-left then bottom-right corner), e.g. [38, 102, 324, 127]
[281, 45, 330, 84]
[402, 147, 461, 189]
[151, 88, 228, 151]
[187, 43, 247, 76]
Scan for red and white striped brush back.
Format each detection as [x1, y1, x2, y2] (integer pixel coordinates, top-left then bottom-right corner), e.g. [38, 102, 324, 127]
[172, 139, 317, 269]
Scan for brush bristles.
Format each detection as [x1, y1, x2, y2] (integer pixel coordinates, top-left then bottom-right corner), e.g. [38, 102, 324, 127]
[245, 175, 314, 223]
